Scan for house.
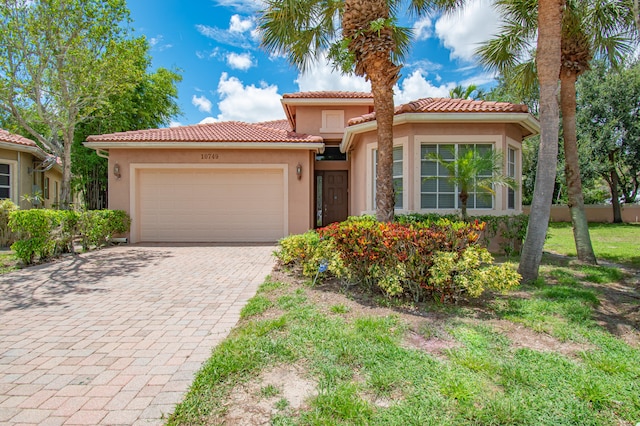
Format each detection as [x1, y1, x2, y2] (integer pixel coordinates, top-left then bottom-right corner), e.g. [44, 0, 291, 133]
[84, 92, 539, 243]
[0, 128, 62, 209]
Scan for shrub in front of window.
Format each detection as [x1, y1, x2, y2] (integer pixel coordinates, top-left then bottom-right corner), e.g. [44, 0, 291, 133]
[0, 199, 19, 247]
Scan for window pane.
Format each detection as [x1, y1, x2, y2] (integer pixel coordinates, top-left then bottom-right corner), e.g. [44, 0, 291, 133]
[459, 144, 472, 156]
[0, 164, 9, 174]
[422, 145, 437, 158]
[0, 188, 8, 198]
[476, 144, 492, 156]
[476, 191, 493, 208]
[422, 179, 437, 192]
[439, 145, 455, 159]
[421, 160, 437, 176]
[393, 161, 403, 176]
[394, 190, 403, 209]
[437, 163, 451, 177]
[421, 194, 436, 208]
[438, 177, 455, 193]
[439, 194, 455, 208]
[393, 146, 403, 161]
[0, 176, 8, 186]
[508, 188, 515, 209]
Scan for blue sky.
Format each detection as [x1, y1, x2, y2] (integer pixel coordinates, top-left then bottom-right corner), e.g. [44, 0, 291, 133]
[127, 0, 502, 127]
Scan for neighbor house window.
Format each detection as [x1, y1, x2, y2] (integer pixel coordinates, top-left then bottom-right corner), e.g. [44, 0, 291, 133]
[0, 163, 10, 199]
[373, 146, 403, 209]
[44, 177, 50, 200]
[507, 147, 517, 210]
[54, 181, 59, 206]
[420, 143, 494, 210]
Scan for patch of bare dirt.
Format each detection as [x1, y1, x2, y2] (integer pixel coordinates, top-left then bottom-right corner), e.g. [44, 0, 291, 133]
[221, 363, 317, 425]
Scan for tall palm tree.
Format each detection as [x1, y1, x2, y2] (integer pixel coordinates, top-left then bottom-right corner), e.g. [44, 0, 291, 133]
[423, 0, 563, 282]
[427, 147, 516, 220]
[259, 0, 423, 223]
[477, 0, 637, 266]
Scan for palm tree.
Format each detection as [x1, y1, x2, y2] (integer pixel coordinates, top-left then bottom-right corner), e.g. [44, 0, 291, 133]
[427, 147, 516, 220]
[477, 0, 637, 266]
[424, 0, 563, 281]
[448, 84, 487, 100]
[259, 0, 425, 223]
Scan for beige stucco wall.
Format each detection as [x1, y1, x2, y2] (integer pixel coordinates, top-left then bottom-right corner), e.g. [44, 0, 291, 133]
[348, 122, 525, 217]
[107, 148, 316, 240]
[294, 105, 372, 138]
[523, 204, 640, 223]
[0, 148, 62, 209]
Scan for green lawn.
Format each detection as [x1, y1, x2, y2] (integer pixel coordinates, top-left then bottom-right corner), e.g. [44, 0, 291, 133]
[0, 251, 18, 274]
[168, 257, 640, 424]
[545, 222, 640, 268]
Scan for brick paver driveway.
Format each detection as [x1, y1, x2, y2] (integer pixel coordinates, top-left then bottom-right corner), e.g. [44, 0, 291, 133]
[0, 244, 275, 425]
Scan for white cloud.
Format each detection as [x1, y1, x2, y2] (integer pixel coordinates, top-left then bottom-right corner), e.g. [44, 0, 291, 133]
[413, 17, 433, 41]
[229, 14, 253, 33]
[200, 73, 284, 123]
[460, 71, 496, 88]
[434, 0, 501, 62]
[148, 35, 173, 52]
[192, 94, 213, 113]
[295, 53, 370, 92]
[212, 0, 263, 12]
[169, 121, 182, 128]
[394, 70, 456, 104]
[195, 14, 257, 49]
[226, 52, 255, 70]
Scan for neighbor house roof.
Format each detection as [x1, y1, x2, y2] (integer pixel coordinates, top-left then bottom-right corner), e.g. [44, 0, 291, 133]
[341, 97, 540, 152]
[282, 91, 373, 99]
[347, 98, 530, 126]
[0, 128, 37, 147]
[84, 120, 325, 151]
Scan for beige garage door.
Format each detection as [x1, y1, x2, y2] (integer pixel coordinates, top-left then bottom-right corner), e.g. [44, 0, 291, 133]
[137, 167, 285, 242]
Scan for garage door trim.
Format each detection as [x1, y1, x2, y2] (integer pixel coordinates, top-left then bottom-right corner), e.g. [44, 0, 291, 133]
[130, 163, 289, 243]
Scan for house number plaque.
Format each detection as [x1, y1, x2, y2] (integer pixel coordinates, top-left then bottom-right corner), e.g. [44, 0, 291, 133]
[200, 153, 220, 160]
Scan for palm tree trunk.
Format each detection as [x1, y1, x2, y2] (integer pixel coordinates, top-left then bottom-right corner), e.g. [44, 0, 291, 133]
[560, 71, 597, 264]
[518, 0, 564, 283]
[371, 76, 396, 223]
[459, 190, 469, 221]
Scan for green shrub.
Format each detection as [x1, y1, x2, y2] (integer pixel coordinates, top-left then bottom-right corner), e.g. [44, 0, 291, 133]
[318, 218, 489, 301]
[396, 213, 528, 255]
[275, 230, 343, 280]
[9, 209, 130, 264]
[78, 210, 130, 250]
[0, 199, 19, 247]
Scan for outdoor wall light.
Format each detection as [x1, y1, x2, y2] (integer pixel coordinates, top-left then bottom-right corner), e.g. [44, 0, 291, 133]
[113, 163, 121, 179]
[296, 163, 302, 180]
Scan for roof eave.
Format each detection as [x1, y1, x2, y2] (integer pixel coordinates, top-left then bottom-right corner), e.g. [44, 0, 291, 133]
[340, 112, 540, 152]
[0, 141, 45, 158]
[84, 141, 326, 153]
[281, 98, 375, 107]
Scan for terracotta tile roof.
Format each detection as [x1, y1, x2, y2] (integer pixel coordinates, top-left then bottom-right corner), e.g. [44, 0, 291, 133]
[0, 128, 37, 147]
[348, 98, 530, 126]
[283, 91, 373, 99]
[86, 120, 322, 143]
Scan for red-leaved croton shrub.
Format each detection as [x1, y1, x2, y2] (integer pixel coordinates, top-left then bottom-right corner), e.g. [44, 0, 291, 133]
[276, 216, 520, 303]
[316, 217, 498, 302]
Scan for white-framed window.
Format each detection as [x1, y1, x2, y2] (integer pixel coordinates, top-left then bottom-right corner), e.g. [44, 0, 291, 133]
[507, 147, 517, 210]
[0, 163, 10, 200]
[373, 145, 404, 209]
[420, 143, 494, 210]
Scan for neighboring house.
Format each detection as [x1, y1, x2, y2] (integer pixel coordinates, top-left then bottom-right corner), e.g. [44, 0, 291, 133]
[0, 129, 62, 209]
[85, 92, 539, 243]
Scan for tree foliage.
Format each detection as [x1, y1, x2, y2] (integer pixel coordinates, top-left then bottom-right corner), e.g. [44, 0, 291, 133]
[72, 65, 182, 209]
[0, 0, 146, 208]
[577, 60, 640, 221]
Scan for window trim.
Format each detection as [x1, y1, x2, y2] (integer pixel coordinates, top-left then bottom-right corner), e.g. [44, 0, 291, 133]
[366, 138, 408, 213]
[413, 135, 502, 214]
[0, 160, 17, 203]
[320, 110, 345, 133]
[507, 144, 519, 210]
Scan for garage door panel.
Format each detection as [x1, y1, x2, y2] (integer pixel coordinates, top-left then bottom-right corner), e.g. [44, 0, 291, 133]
[137, 168, 285, 242]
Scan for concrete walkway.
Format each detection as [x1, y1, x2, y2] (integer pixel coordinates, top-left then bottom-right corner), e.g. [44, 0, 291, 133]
[0, 244, 275, 425]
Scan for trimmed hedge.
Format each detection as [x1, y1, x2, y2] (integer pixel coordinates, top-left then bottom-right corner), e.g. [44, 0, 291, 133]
[0, 199, 19, 247]
[9, 209, 131, 265]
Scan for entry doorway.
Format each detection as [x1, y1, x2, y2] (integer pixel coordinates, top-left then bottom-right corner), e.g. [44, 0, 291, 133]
[316, 170, 348, 227]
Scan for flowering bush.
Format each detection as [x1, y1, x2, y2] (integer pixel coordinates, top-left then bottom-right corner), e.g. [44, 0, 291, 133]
[277, 216, 521, 303]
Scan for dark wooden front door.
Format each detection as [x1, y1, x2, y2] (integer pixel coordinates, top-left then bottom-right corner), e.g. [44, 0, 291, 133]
[318, 171, 348, 226]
